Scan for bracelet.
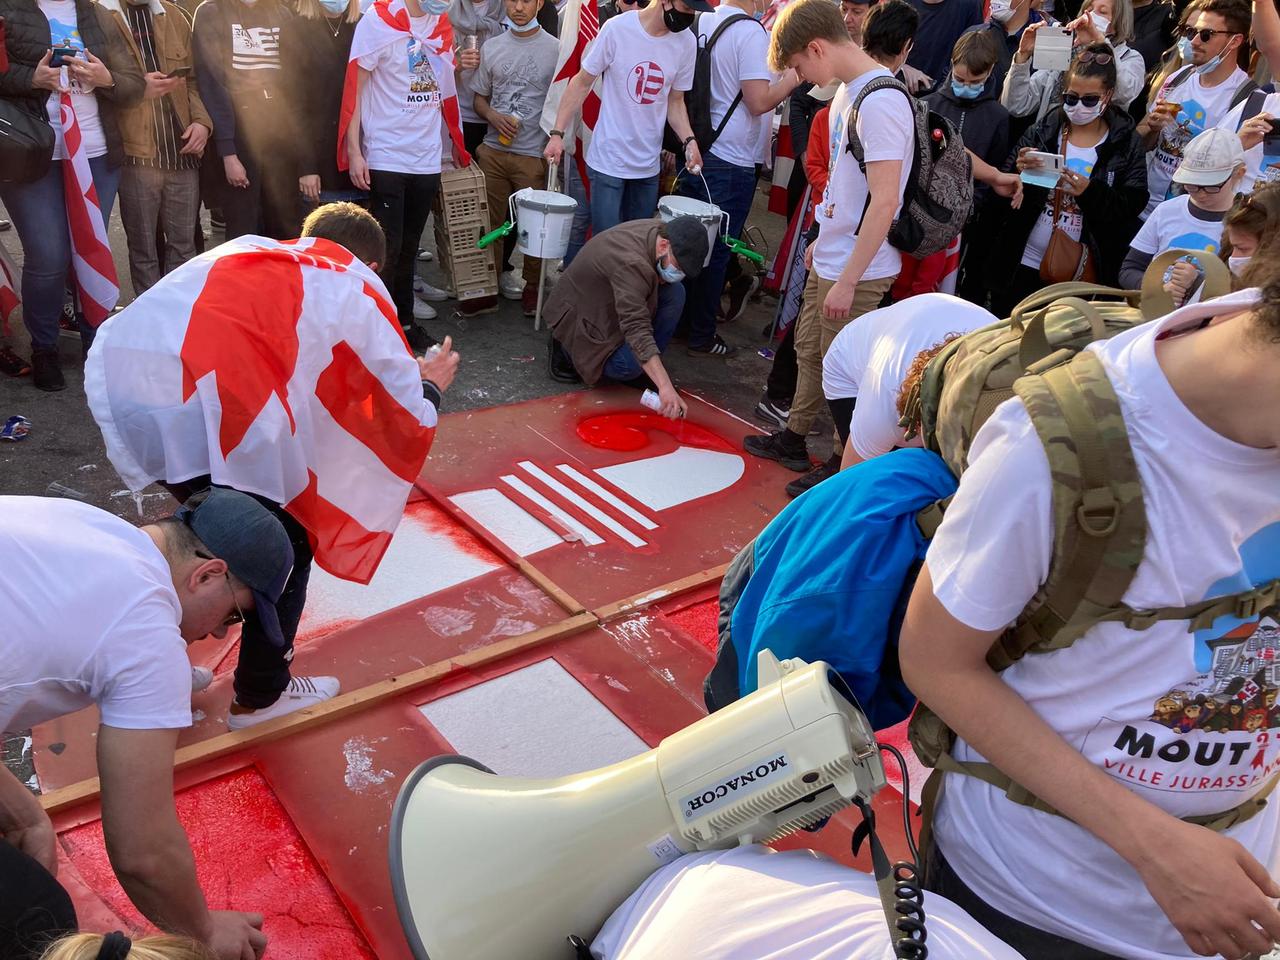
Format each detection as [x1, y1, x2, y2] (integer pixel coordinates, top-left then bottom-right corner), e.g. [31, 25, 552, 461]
[682, 135, 696, 149]
[549, 129, 565, 139]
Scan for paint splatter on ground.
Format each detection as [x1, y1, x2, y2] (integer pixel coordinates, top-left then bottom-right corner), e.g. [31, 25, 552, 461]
[665, 599, 720, 655]
[575, 413, 733, 453]
[60, 768, 375, 958]
[419, 606, 477, 638]
[342, 737, 394, 794]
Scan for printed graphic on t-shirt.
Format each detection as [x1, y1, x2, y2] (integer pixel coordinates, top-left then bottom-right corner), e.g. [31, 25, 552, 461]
[489, 53, 545, 118]
[1168, 229, 1220, 253]
[47, 17, 89, 94]
[1259, 146, 1280, 186]
[1154, 99, 1207, 200]
[231, 23, 281, 71]
[627, 61, 666, 105]
[1037, 154, 1094, 239]
[408, 39, 441, 102]
[1084, 522, 1280, 797]
[822, 111, 846, 217]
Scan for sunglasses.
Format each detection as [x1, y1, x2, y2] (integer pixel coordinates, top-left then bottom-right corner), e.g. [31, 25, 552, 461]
[1076, 50, 1112, 65]
[1062, 92, 1104, 107]
[195, 549, 246, 628]
[1181, 26, 1234, 42]
[620, 0, 651, 6]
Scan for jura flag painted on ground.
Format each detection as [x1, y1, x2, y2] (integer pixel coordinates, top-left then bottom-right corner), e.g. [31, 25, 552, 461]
[84, 236, 440, 584]
[60, 91, 118, 326]
[540, 0, 601, 182]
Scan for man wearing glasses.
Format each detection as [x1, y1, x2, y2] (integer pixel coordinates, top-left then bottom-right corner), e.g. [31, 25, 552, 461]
[1138, 0, 1255, 217]
[0, 488, 291, 960]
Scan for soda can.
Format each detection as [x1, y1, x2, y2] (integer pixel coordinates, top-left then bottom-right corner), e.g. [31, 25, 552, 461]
[0, 415, 31, 442]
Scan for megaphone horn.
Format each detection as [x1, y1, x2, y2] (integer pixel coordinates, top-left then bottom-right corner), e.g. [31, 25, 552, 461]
[389, 652, 887, 960]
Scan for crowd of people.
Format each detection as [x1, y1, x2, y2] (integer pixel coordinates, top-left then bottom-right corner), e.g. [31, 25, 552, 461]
[2, 0, 1280, 955]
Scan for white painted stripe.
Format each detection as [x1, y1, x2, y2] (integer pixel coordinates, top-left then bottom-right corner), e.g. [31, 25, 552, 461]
[500, 474, 604, 546]
[449, 488, 562, 556]
[518, 461, 647, 548]
[554, 463, 658, 530]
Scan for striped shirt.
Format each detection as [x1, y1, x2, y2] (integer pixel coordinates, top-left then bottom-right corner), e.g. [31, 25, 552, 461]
[124, 2, 201, 170]
[230, 20, 281, 71]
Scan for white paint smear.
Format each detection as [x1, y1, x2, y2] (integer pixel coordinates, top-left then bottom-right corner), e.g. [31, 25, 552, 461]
[419, 659, 649, 778]
[556, 464, 658, 530]
[500, 474, 603, 546]
[517, 461, 647, 548]
[419, 606, 477, 638]
[449, 488, 561, 557]
[343, 736, 394, 794]
[300, 507, 501, 635]
[595, 447, 745, 512]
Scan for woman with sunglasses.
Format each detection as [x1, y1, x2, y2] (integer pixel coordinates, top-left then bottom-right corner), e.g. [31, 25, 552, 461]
[1002, 0, 1146, 121]
[977, 42, 1147, 315]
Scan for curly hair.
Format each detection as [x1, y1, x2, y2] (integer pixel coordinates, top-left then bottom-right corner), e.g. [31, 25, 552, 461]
[1221, 183, 1280, 261]
[895, 335, 963, 431]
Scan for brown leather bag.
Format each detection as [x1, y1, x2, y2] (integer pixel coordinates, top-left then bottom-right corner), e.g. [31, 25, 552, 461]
[1039, 132, 1097, 284]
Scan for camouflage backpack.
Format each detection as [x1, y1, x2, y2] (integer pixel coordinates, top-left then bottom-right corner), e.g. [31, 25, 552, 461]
[899, 252, 1280, 834]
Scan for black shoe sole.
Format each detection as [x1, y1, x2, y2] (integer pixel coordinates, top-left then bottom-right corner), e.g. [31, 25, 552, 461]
[743, 435, 810, 472]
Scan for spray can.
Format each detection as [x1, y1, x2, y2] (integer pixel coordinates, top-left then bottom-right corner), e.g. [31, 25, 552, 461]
[640, 389, 663, 413]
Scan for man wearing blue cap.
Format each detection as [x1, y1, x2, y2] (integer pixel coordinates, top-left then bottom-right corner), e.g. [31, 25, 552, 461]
[0, 488, 292, 960]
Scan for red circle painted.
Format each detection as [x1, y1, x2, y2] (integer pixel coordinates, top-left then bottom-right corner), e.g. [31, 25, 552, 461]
[575, 412, 732, 453]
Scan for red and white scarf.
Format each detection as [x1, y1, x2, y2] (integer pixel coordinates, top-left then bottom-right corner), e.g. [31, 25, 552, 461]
[59, 91, 119, 327]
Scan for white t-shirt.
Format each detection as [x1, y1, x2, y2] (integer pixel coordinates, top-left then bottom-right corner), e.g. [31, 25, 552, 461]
[0, 498, 192, 735]
[591, 845, 1027, 959]
[357, 14, 445, 174]
[697, 8, 770, 169]
[812, 70, 915, 285]
[926, 290, 1280, 958]
[39, 0, 106, 160]
[823, 293, 996, 460]
[1145, 67, 1251, 217]
[1021, 135, 1102, 270]
[582, 11, 696, 179]
[1130, 194, 1225, 256]
[1216, 90, 1280, 193]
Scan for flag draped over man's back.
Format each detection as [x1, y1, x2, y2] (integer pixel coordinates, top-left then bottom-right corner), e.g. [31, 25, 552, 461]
[84, 237, 440, 585]
[540, 0, 601, 189]
[60, 91, 118, 326]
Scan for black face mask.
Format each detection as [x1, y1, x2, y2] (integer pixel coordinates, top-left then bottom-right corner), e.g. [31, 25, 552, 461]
[663, 2, 694, 31]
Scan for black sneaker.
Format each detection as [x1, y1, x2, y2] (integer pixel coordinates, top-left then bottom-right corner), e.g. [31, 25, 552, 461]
[547, 337, 581, 384]
[785, 459, 839, 499]
[754, 392, 790, 429]
[31, 348, 65, 392]
[721, 273, 760, 324]
[402, 324, 437, 353]
[687, 335, 737, 359]
[743, 429, 810, 472]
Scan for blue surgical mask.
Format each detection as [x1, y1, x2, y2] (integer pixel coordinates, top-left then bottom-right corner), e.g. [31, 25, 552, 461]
[750, 6, 764, 19]
[1195, 44, 1232, 75]
[657, 259, 685, 283]
[422, 0, 448, 14]
[318, 0, 348, 15]
[504, 13, 538, 30]
[951, 78, 984, 99]
[1177, 36, 1195, 61]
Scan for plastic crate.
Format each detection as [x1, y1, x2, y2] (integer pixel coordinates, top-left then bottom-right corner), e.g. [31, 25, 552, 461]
[445, 249, 498, 301]
[432, 165, 498, 301]
[436, 165, 489, 228]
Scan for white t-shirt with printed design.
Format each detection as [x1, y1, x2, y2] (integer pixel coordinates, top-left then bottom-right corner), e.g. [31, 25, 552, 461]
[926, 290, 1280, 959]
[357, 14, 445, 174]
[696, 8, 770, 169]
[38, 0, 106, 160]
[1145, 67, 1251, 217]
[1130, 194, 1225, 256]
[811, 69, 915, 285]
[1216, 90, 1280, 193]
[1021, 135, 1101, 269]
[582, 12, 696, 179]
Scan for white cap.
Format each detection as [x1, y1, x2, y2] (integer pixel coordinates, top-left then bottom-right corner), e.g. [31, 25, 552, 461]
[809, 80, 841, 102]
[1172, 128, 1246, 186]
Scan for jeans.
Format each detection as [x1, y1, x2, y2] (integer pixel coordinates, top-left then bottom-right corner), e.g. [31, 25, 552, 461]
[563, 158, 591, 266]
[602, 282, 685, 381]
[588, 165, 659, 238]
[0, 838, 77, 960]
[676, 155, 757, 349]
[119, 165, 200, 295]
[369, 169, 441, 328]
[0, 155, 119, 351]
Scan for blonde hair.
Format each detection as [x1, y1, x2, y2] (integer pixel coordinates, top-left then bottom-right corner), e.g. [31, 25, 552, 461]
[768, 0, 852, 73]
[41, 934, 214, 960]
[295, 0, 362, 22]
[1146, 0, 1203, 102]
[1084, 0, 1134, 46]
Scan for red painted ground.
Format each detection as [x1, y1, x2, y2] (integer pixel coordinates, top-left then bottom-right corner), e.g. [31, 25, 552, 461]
[664, 598, 721, 655]
[61, 767, 375, 959]
[576, 412, 734, 453]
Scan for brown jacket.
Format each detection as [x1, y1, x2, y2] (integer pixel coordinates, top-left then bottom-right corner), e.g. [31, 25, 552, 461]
[546, 220, 664, 385]
[98, 0, 212, 161]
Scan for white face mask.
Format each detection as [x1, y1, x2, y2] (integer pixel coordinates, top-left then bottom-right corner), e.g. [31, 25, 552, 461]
[1228, 254, 1251, 277]
[1088, 11, 1110, 34]
[989, 0, 1015, 23]
[1064, 100, 1105, 125]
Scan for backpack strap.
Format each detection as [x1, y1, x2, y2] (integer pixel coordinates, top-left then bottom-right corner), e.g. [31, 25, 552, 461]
[1229, 77, 1261, 111]
[700, 13, 764, 152]
[1164, 64, 1196, 93]
[1236, 87, 1271, 130]
[845, 75, 911, 168]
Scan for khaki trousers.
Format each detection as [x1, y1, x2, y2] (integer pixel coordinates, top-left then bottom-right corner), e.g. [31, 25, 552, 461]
[477, 143, 547, 288]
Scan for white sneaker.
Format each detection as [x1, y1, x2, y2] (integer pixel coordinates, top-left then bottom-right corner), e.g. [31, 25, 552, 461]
[413, 299, 438, 321]
[191, 665, 214, 693]
[416, 248, 434, 262]
[498, 270, 524, 300]
[414, 276, 450, 302]
[227, 676, 340, 730]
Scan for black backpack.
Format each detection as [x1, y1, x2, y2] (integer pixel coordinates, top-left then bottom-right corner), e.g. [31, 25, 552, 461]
[0, 98, 55, 185]
[663, 13, 765, 156]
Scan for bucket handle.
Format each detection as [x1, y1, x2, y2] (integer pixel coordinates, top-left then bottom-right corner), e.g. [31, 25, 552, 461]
[672, 165, 714, 207]
[507, 160, 562, 227]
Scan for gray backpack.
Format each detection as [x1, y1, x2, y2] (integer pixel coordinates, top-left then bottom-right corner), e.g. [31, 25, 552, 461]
[847, 76, 973, 259]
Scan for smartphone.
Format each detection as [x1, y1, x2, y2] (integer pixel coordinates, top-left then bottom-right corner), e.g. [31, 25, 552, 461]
[166, 65, 192, 78]
[1263, 126, 1280, 152]
[50, 45, 77, 67]
[1020, 151, 1065, 189]
[1033, 27, 1073, 72]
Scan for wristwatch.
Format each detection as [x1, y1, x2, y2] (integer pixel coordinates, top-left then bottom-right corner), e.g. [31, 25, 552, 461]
[549, 129, 565, 139]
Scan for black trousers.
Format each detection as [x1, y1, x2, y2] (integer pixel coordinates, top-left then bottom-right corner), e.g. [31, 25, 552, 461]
[828, 396, 855, 448]
[765, 323, 797, 405]
[989, 264, 1045, 319]
[220, 104, 301, 242]
[369, 170, 441, 329]
[0, 841, 76, 960]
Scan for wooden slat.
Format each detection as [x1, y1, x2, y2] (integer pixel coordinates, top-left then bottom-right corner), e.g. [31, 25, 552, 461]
[592, 563, 730, 623]
[40, 612, 598, 815]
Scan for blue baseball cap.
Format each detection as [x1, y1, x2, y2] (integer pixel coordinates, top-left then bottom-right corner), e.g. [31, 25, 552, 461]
[176, 488, 294, 646]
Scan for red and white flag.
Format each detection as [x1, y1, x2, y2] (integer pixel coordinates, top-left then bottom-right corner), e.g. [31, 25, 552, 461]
[337, 0, 470, 171]
[0, 240, 19, 338]
[84, 236, 439, 585]
[540, 0, 602, 189]
[59, 91, 118, 327]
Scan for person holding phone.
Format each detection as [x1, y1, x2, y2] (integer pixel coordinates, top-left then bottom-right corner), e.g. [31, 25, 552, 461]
[98, 0, 212, 295]
[975, 42, 1146, 315]
[0, 0, 143, 391]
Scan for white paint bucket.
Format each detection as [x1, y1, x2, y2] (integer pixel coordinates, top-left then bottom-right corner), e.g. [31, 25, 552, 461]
[657, 195, 727, 267]
[511, 188, 578, 260]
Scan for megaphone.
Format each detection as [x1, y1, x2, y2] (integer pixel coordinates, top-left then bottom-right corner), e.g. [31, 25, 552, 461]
[389, 651, 887, 960]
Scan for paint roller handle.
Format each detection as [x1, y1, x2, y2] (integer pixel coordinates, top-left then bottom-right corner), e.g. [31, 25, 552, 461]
[476, 222, 513, 249]
[723, 236, 764, 265]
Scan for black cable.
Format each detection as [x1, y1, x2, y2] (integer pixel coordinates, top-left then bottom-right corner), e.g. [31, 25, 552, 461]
[878, 742, 920, 866]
